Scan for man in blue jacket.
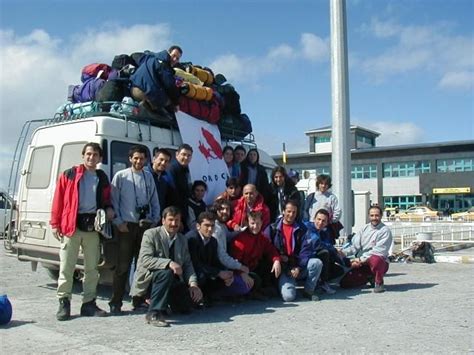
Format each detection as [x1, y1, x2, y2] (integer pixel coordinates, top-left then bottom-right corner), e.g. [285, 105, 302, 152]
[130, 45, 182, 115]
[267, 200, 323, 301]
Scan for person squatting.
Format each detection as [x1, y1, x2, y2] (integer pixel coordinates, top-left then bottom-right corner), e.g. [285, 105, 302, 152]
[50, 142, 393, 327]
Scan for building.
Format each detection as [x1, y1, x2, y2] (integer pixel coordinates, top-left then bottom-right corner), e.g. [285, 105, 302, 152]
[274, 125, 474, 213]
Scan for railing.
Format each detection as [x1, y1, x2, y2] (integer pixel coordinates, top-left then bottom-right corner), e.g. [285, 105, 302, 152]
[398, 228, 474, 250]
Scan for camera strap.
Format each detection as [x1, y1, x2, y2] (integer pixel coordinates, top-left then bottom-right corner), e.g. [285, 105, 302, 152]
[131, 169, 150, 210]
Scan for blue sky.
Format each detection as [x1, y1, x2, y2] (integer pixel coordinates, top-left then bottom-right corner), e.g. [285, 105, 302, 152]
[0, 0, 473, 189]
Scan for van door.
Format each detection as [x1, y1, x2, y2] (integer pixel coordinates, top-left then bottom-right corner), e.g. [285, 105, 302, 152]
[17, 145, 55, 246]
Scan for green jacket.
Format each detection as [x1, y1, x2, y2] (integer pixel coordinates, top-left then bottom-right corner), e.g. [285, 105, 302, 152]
[130, 226, 197, 297]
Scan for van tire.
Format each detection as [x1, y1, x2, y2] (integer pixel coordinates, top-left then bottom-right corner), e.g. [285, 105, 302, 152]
[45, 268, 60, 281]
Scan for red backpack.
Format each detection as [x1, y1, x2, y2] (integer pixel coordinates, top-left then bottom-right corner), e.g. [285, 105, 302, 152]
[81, 63, 112, 80]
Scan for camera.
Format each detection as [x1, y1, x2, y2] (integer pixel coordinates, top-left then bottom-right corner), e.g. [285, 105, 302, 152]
[136, 205, 150, 219]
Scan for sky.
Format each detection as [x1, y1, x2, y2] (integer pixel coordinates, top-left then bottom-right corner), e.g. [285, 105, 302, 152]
[0, 0, 473, 190]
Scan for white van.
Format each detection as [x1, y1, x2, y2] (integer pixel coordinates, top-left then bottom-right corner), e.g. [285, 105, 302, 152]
[6, 107, 275, 281]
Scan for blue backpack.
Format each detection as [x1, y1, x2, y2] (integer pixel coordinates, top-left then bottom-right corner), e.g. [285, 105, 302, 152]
[0, 295, 12, 325]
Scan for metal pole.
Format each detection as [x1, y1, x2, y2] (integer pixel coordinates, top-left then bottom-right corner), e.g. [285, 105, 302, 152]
[330, 0, 352, 235]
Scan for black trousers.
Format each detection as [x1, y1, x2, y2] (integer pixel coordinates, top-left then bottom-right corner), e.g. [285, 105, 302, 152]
[316, 249, 344, 282]
[148, 269, 193, 313]
[109, 223, 146, 307]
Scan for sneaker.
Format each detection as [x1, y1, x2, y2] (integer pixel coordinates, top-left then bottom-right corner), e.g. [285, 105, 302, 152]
[80, 300, 107, 317]
[302, 290, 320, 302]
[109, 304, 123, 316]
[320, 282, 336, 295]
[146, 311, 169, 327]
[56, 298, 71, 321]
[373, 283, 385, 293]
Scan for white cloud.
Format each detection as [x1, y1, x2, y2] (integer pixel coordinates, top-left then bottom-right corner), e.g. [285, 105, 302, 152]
[301, 33, 329, 62]
[358, 120, 425, 146]
[0, 25, 173, 189]
[438, 71, 474, 90]
[209, 33, 328, 85]
[359, 18, 474, 90]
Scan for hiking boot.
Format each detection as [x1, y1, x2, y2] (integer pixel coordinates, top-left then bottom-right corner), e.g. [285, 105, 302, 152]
[373, 283, 386, 293]
[302, 290, 320, 302]
[109, 304, 123, 316]
[80, 300, 107, 317]
[146, 311, 169, 327]
[320, 282, 336, 295]
[56, 298, 71, 321]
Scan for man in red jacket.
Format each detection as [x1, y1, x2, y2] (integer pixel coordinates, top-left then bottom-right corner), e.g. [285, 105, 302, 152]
[227, 184, 270, 232]
[230, 211, 281, 299]
[50, 142, 114, 321]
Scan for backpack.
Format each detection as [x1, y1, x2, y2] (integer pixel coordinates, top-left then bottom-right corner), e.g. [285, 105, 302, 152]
[81, 63, 112, 81]
[96, 79, 131, 109]
[217, 84, 241, 116]
[178, 95, 221, 124]
[72, 77, 106, 103]
[111, 54, 137, 70]
[218, 113, 252, 139]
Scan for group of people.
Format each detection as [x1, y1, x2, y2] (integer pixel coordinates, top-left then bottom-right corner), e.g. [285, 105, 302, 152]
[50, 141, 393, 327]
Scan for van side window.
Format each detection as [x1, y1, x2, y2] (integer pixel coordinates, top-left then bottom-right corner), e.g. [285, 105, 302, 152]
[26, 146, 54, 189]
[0, 194, 11, 209]
[58, 142, 87, 175]
[110, 141, 151, 177]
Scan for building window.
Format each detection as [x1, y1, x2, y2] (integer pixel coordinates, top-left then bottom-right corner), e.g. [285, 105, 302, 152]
[315, 136, 331, 143]
[383, 196, 422, 210]
[436, 158, 473, 173]
[383, 161, 431, 178]
[356, 135, 374, 146]
[351, 164, 377, 179]
[316, 166, 331, 175]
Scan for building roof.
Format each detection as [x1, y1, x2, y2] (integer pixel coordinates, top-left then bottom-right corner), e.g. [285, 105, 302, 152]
[272, 140, 474, 160]
[304, 125, 381, 137]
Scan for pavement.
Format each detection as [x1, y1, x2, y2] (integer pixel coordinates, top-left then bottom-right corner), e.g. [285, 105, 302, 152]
[1, 250, 473, 354]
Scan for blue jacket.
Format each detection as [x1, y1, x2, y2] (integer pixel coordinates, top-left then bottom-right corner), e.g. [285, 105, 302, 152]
[130, 50, 180, 108]
[267, 218, 314, 269]
[304, 221, 342, 263]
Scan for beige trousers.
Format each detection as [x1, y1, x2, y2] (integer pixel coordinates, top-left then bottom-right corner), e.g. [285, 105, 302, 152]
[57, 229, 100, 303]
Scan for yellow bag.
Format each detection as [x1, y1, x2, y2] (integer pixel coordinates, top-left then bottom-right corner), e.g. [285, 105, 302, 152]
[187, 66, 214, 86]
[184, 82, 213, 101]
[173, 68, 203, 85]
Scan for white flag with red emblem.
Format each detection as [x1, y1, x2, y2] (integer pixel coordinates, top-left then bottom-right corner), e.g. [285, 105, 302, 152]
[176, 112, 228, 205]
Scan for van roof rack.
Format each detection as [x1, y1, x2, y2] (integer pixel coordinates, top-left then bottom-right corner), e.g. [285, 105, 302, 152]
[50, 100, 255, 142]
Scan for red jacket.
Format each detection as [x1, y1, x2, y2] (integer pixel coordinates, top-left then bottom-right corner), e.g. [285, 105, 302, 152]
[230, 230, 280, 272]
[50, 165, 111, 237]
[227, 194, 270, 230]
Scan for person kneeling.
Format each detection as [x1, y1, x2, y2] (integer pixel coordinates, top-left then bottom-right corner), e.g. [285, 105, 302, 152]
[268, 200, 323, 302]
[230, 211, 281, 300]
[338, 206, 393, 293]
[130, 206, 202, 327]
[187, 212, 251, 305]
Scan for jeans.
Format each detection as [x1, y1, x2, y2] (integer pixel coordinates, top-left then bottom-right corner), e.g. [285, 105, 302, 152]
[278, 258, 323, 302]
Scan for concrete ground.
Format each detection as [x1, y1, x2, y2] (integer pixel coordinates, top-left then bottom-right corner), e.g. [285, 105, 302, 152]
[1, 250, 473, 354]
